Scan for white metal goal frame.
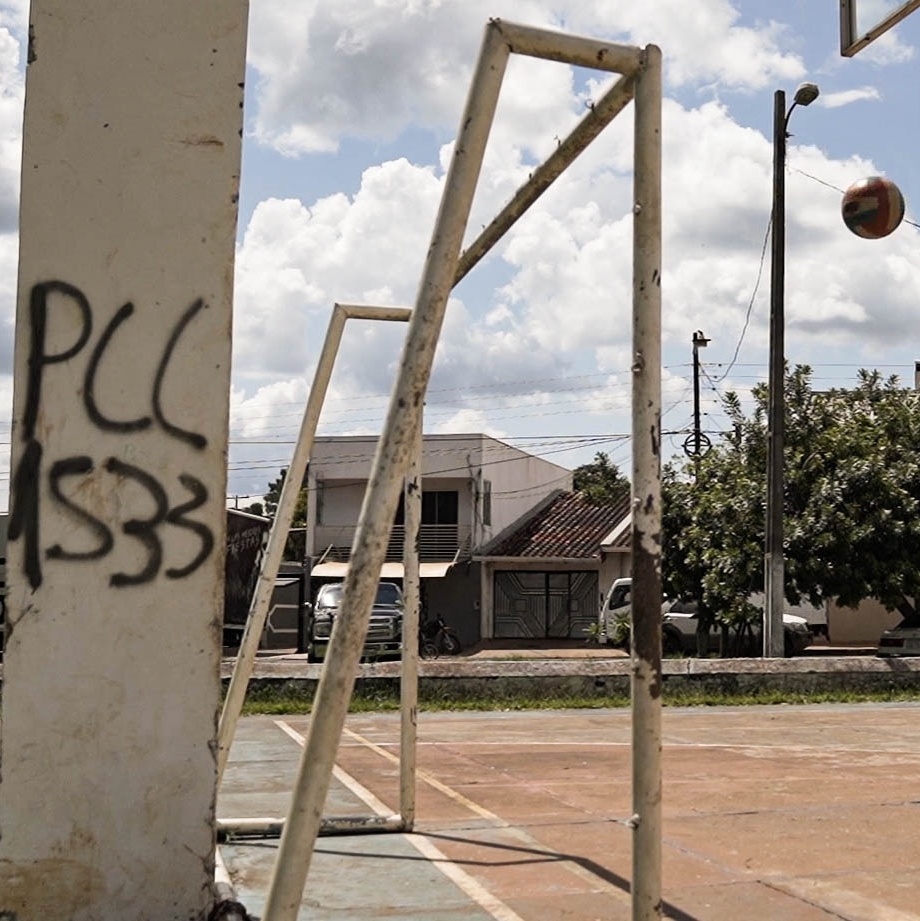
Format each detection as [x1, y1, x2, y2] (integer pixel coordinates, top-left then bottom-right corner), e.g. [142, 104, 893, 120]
[224, 18, 663, 921]
[218, 302, 412, 786]
[218, 300, 429, 841]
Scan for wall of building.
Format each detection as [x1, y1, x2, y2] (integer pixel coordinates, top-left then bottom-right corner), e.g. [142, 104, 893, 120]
[598, 552, 631, 612]
[308, 434, 569, 562]
[471, 438, 572, 543]
[827, 598, 901, 646]
[423, 563, 482, 649]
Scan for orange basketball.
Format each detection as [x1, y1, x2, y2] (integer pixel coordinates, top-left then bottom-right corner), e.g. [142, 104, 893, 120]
[841, 176, 905, 239]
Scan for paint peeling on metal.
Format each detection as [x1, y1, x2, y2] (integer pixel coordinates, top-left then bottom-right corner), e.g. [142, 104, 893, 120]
[632, 656, 663, 698]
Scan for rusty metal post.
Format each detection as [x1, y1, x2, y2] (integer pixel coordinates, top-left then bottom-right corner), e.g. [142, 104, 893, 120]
[629, 44, 663, 921]
[491, 19, 643, 73]
[399, 413, 423, 828]
[455, 70, 637, 285]
[261, 23, 511, 921]
[217, 304, 411, 783]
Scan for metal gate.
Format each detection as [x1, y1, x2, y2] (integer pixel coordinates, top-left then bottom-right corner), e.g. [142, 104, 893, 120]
[493, 571, 598, 639]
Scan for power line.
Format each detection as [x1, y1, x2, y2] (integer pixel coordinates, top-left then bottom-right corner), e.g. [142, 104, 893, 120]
[713, 212, 772, 383]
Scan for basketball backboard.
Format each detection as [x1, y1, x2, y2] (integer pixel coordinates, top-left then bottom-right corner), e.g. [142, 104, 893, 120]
[840, 0, 920, 56]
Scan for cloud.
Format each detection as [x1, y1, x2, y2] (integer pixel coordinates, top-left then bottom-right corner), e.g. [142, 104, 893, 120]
[567, 0, 806, 90]
[245, 0, 807, 156]
[227, 77, 920, 495]
[820, 86, 883, 108]
[1, 0, 920, 501]
[0, 11, 25, 235]
[232, 156, 441, 385]
[247, 0, 555, 154]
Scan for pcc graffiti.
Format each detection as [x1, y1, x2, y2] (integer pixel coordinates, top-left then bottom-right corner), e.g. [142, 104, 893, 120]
[9, 280, 215, 590]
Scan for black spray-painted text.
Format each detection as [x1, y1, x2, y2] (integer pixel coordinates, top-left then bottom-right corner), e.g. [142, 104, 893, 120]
[9, 281, 215, 590]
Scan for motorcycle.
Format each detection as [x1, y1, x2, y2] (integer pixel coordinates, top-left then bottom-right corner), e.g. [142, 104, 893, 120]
[420, 613, 462, 656]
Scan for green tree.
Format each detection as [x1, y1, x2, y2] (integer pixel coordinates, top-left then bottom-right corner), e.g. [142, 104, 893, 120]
[263, 468, 309, 560]
[663, 366, 920, 654]
[663, 389, 766, 654]
[573, 452, 630, 504]
[784, 368, 920, 613]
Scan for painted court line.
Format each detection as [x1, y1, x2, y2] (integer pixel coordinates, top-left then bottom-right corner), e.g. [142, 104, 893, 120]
[342, 726, 510, 825]
[773, 878, 920, 921]
[275, 720, 527, 921]
[346, 736, 920, 757]
[406, 832, 529, 921]
[271, 713, 920, 921]
[275, 719, 393, 816]
[339, 725, 631, 906]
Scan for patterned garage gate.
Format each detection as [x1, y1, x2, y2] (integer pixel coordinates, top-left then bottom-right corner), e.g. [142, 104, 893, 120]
[493, 571, 598, 639]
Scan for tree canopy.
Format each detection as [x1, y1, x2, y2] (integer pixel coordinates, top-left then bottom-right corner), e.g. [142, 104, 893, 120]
[573, 452, 630, 505]
[663, 366, 920, 623]
[262, 468, 309, 560]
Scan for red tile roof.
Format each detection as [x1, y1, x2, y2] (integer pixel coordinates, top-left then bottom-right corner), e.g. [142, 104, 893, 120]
[479, 491, 631, 560]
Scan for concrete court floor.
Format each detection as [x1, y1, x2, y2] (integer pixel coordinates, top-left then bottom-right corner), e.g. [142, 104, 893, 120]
[219, 703, 920, 920]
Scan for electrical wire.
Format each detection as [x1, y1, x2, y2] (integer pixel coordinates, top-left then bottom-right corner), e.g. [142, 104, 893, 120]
[712, 212, 772, 383]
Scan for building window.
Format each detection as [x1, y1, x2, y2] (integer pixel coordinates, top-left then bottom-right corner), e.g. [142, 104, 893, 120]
[482, 479, 492, 526]
[422, 490, 458, 525]
[395, 490, 458, 525]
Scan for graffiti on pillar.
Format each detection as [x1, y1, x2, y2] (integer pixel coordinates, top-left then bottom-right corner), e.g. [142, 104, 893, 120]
[8, 280, 216, 590]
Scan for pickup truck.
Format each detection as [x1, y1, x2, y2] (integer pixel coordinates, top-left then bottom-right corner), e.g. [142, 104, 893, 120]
[598, 577, 813, 657]
[306, 581, 403, 661]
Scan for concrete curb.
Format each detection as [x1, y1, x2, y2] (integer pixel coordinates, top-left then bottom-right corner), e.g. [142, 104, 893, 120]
[3, 655, 915, 699]
[220, 654, 920, 699]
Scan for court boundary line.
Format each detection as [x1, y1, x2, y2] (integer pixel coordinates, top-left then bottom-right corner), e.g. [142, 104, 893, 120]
[275, 719, 527, 921]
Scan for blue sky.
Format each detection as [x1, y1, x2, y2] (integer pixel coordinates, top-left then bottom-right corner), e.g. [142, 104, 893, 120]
[1, 0, 919, 508]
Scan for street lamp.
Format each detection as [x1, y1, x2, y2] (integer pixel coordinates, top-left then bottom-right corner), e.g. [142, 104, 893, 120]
[764, 82, 819, 658]
[685, 331, 711, 475]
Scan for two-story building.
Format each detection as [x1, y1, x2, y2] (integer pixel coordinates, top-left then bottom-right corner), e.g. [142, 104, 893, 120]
[304, 434, 630, 647]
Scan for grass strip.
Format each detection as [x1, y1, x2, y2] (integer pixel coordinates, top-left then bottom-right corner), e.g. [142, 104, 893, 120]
[240, 683, 920, 716]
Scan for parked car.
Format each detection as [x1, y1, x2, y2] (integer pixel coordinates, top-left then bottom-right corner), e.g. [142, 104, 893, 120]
[306, 581, 403, 661]
[877, 611, 920, 657]
[662, 599, 812, 657]
[599, 577, 812, 657]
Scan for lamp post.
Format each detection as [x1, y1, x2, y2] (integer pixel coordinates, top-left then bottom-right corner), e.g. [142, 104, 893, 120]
[685, 331, 711, 477]
[692, 330, 710, 457]
[764, 82, 819, 658]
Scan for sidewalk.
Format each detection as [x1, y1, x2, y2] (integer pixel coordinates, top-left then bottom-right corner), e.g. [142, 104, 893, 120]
[459, 638, 625, 659]
[252, 637, 877, 663]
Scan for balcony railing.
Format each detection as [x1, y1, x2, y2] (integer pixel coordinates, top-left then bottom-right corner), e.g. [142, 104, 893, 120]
[314, 523, 471, 563]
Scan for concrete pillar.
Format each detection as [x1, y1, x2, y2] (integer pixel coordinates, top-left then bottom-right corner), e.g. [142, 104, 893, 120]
[0, 3, 248, 920]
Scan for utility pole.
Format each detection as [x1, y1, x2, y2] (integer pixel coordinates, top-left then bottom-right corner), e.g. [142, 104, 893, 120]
[684, 330, 710, 474]
[764, 82, 819, 658]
